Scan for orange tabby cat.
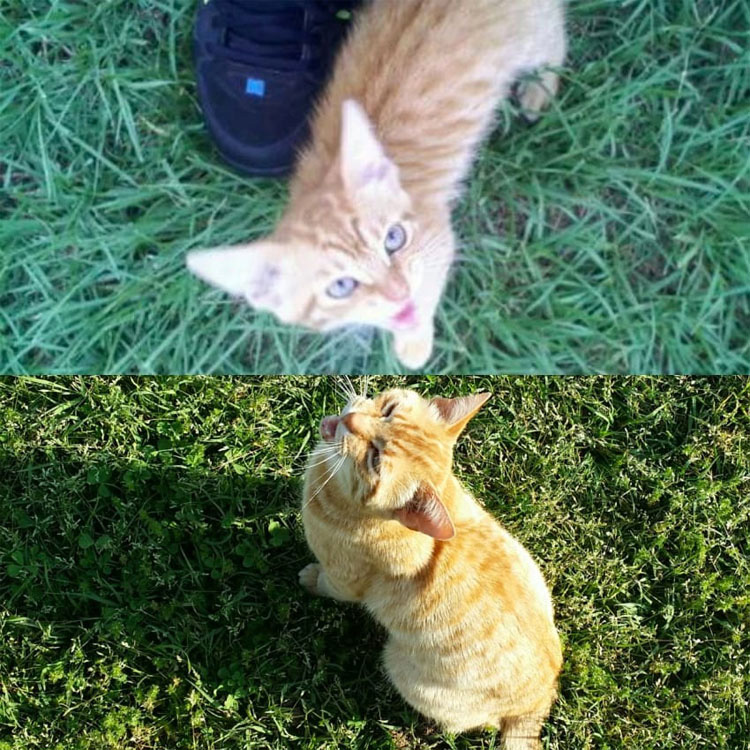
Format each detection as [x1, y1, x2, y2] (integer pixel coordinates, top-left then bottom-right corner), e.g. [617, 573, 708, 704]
[187, 0, 566, 368]
[300, 388, 562, 747]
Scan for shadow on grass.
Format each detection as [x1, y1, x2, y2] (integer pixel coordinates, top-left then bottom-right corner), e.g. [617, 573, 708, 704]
[0, 449, 413, 747]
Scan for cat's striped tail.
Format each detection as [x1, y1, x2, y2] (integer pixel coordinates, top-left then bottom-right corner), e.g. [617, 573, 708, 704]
[501, 714, 545, 750]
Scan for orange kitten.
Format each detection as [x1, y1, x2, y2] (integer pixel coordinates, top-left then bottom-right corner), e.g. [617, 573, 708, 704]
[300, 388, 562, 747]
[188, 0, 566, 368]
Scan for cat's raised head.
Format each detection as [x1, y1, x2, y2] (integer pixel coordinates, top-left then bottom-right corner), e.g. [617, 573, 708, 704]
[317, 388, 490, 540]
[187, 100, 452, 337]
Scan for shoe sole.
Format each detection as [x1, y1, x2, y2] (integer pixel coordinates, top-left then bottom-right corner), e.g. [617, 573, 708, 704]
[218, 148, 293, 179]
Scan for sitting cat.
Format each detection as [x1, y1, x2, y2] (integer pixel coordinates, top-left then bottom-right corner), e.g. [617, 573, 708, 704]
[300, 387, 562, 747]
[188, 0, 566, 368]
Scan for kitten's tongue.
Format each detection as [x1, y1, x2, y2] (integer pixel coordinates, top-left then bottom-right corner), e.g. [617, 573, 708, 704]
[392, 301, 418, 330]
[320, 416, 340, 442]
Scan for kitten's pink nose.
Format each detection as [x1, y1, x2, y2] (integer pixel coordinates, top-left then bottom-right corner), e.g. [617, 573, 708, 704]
[381, 274, 410, 302]
[320, 416, 340, 442]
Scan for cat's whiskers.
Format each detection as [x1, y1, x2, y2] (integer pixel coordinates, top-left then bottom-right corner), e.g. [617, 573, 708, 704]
[332, 378, 349, 403]
[418, 238, 456, 263]
[343, 376, 357, 401]
[418, 258, 453, 275]
[302, 454, 347, 510]
[417, 249, 472, 277]
[305, 447, 344, 471]
[307, 443, 340, 459]
[359, 375, 370, 399]
[408, 230, 456, 277]
[308, 439, 344, 458]
[312, 441, 341, 453]
[420, 226, 453, 254]
[335, 375, 357, 404]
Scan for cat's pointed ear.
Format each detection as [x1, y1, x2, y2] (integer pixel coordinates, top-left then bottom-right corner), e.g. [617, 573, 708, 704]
[430, 392, 491, 439]
[186, 242, 298, 322]
[393, 483, 455, 541]
[339, 99, 399, 194]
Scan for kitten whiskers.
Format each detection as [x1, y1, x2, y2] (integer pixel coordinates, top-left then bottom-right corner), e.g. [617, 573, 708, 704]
[302, 454, 347, 511]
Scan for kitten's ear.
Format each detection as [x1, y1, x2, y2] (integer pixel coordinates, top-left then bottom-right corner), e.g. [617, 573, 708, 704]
[430, 392, 491, 439]
[339, 99, 399, 194]
[393, 483, 455, 541]
[186, 242, 297, 322]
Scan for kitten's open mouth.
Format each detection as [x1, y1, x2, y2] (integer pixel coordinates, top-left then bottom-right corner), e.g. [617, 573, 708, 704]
[320, 415, 341, 442]
[391, 301, 418, 330]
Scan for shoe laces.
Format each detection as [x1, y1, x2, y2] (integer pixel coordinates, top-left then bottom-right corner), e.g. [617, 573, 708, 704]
[210, 0, 357, 73]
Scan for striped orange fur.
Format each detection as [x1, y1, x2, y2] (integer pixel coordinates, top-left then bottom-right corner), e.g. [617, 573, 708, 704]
[188, 0, 566, 369]
[300, 388, 562, 747]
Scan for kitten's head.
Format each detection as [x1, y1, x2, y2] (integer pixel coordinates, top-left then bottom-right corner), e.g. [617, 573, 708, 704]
[187, 100, 452, 335]
[317, 388, 490, 540]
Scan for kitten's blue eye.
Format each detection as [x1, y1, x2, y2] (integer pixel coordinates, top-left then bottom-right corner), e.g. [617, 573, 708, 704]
[326, 277, 359, 299]
[384, 223, 407, 255]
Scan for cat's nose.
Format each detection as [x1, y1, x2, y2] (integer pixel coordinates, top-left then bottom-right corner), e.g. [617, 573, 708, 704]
[380, 274, 410, 302]
[342, 412, 367, 435]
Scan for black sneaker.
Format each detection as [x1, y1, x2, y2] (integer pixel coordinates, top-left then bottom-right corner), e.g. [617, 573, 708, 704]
[194, 0, 360, 177]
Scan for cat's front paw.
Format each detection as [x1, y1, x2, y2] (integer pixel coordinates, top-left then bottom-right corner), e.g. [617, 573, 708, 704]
[517, 71, 560, 122]
[298, 563, 322, 595]
[394, 328, 434, 370]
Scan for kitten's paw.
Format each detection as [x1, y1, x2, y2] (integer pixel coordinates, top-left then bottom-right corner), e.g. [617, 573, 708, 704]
[517, 70, 559, 122]
[298, 563, 321, 595]
[394, 329, 434, 370]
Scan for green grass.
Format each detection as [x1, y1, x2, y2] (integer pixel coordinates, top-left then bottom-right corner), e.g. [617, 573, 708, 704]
[1, 1, 749, 374]
[1, 375, 748, 749]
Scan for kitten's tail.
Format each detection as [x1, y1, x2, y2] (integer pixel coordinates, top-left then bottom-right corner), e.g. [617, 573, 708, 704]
[501, 714, 545, 750]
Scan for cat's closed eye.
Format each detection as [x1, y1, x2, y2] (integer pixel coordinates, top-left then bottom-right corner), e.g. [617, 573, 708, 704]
[367, 444, 381, 473]
[382, 402, 396, 418]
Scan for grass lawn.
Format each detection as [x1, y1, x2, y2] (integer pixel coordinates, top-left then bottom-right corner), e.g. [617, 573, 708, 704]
[1, 1, 749, 374]
[1, 375, 748, 748]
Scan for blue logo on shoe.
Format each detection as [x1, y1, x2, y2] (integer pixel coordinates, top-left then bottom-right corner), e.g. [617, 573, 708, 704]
[245, 78, 266, 97]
